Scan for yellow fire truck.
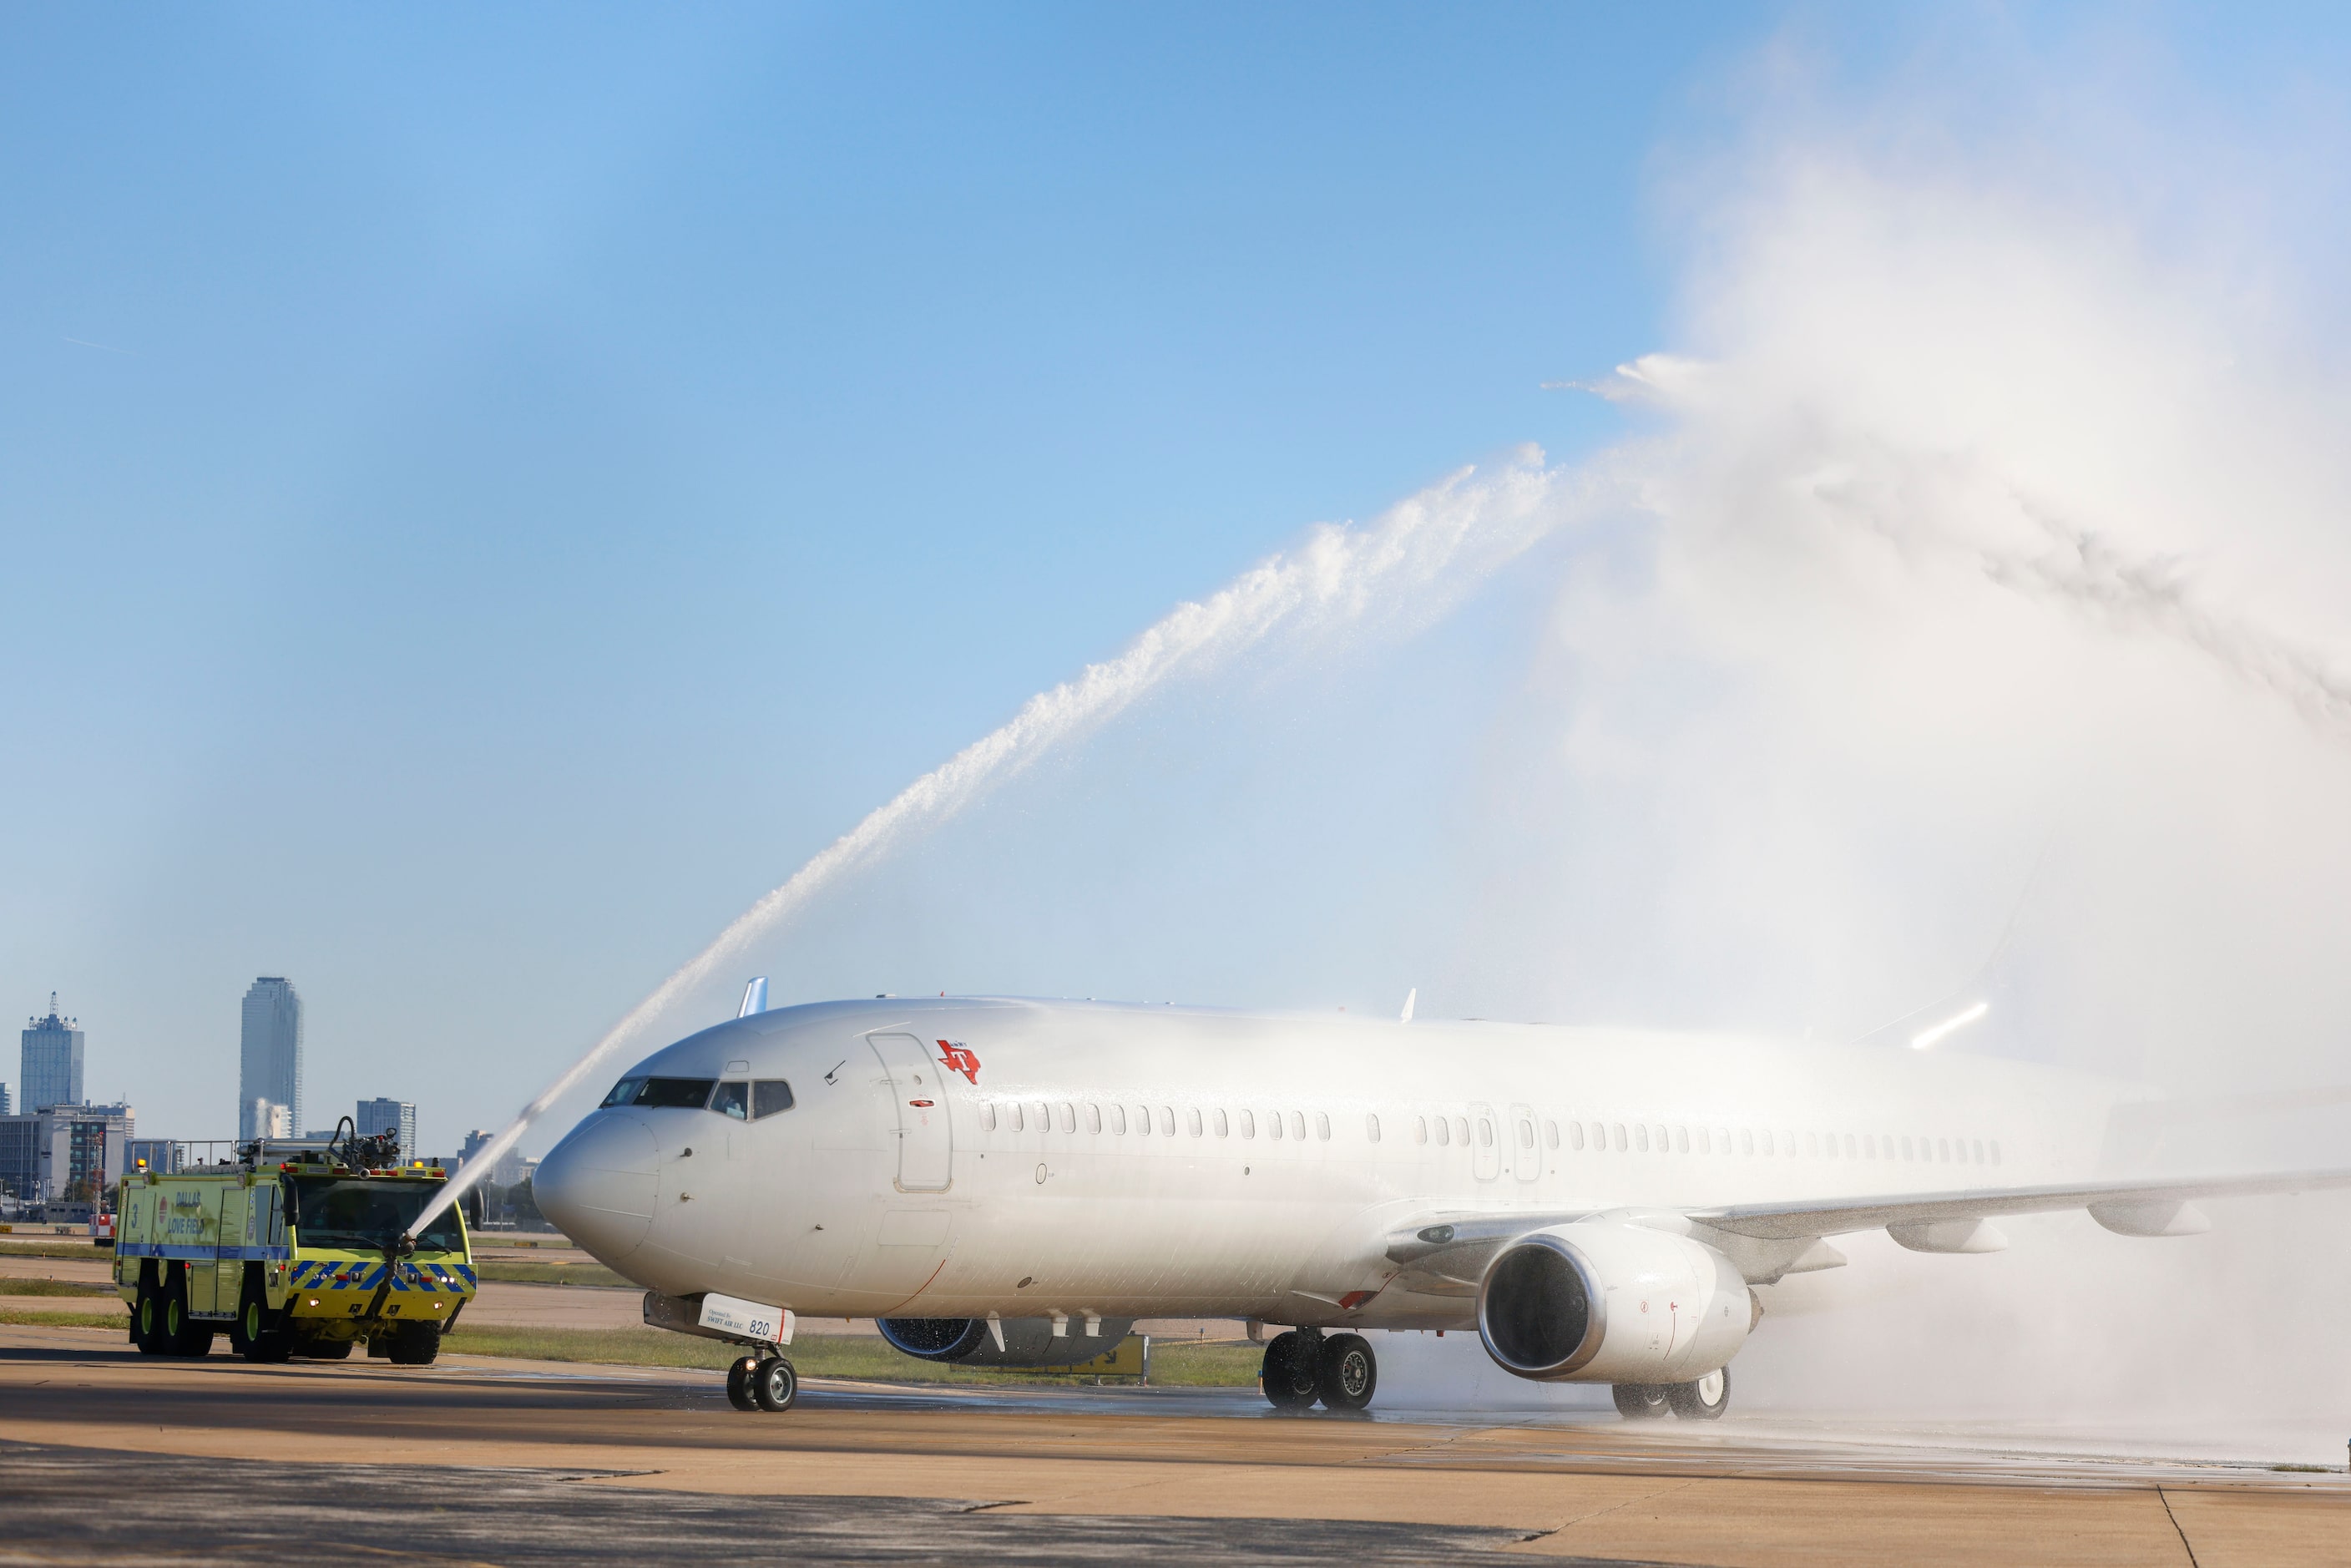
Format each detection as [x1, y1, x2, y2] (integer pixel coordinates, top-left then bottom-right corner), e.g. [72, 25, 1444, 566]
[113, 1127, 476, 1364]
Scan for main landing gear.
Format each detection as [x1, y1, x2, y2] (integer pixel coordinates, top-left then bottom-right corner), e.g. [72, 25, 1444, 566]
[1260, 1328, 1377, 1413]
[726, 1353, 799, 1414]
[1613, 1365, 1730, 1421]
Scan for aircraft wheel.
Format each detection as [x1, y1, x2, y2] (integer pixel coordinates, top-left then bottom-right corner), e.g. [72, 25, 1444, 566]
[1666, 1366, 1730, 1421]
[1611, 1383, 1672, 1420]
[751, 1356, 799, 1413]
[1259, 1330, 1320, 1410]
[726, 1355, 761, 1411]
[1316, 1333, 1377, 1411]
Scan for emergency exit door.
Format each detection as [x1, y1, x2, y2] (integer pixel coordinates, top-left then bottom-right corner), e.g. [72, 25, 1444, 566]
[867, 1034, 953, 1191]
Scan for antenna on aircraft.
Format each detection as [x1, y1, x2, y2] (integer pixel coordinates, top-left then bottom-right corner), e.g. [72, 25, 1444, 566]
[1399, 988, 1417, 1024]
[738, 977, 769, 1018]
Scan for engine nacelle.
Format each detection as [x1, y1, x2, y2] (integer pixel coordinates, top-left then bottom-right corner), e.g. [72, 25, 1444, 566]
[877, 1316, 1137, 1368]
[1476, 1220, 1753, 1383]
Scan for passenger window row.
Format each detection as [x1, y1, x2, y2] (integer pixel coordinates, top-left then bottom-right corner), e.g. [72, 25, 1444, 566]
[1558, 1117, 2001, 1166]
[961, 1094, 2004, 1171]
[976, 1100, 1371, 1143]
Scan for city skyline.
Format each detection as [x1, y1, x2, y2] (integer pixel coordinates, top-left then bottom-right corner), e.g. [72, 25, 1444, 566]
[6, 979, 468, 1168]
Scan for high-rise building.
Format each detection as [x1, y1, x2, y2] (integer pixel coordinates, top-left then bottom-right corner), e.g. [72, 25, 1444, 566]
[458, 1129, 496, 1168]
[356, 1097, 417, 1158]
[238, 978, 302, 1139]
[0, 1103, 133, 1202]
[20, 995, 85, 1112]
[0, 1081, 10, 1115]
[0, 1115, 37, 1199]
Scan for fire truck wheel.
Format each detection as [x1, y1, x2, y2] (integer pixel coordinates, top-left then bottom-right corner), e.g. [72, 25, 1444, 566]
[751, 1356, 798, 1413]
[233, 1277, 295, 1363]
[295, 1335, 354, 1359]
[230, 1274, 265, 1357]
[726, 1355, 761, 1411]
[384, 1323, 442, 1366]
[133, 1282, 166, 1355]
[162, 1273, 214, 1358]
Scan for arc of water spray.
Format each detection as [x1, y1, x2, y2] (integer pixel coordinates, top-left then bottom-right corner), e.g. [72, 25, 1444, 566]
[410, 453, 1575, 1236]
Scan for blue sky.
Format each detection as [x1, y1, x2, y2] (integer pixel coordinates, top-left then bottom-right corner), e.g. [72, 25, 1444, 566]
[8, 5, 2347, 1156]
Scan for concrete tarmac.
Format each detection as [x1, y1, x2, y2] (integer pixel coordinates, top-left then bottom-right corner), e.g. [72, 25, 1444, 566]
[3, 1323, 2345, 1565]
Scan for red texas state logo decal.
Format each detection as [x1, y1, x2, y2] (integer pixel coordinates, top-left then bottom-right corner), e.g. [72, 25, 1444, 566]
[935, 1039, 982, 1084]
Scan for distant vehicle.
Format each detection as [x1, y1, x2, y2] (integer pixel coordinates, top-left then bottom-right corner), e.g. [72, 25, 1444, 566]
[115, 1120, 476, 1363]
[535, 994, 2351, 1419]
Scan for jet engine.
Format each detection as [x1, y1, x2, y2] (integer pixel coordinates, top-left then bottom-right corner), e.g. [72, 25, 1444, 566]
[1476, 1220, 1754, 1383]
[877, 1315, 1137, 1368]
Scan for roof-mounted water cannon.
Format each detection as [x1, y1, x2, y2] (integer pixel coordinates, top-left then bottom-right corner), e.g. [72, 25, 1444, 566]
[325, 1114, 404, 1172]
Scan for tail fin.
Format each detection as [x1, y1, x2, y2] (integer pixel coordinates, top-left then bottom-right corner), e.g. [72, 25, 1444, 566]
[1854, 835, 2049, 1052]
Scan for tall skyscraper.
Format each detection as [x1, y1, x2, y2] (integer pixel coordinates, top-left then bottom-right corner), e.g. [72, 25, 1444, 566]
[238, 978, 302, 1140]
[356, 1097, 416, 1157]
[21, 995, 84, 1112]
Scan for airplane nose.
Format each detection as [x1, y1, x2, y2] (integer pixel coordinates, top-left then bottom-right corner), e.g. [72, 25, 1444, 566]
[533, 1113, 658, 1263]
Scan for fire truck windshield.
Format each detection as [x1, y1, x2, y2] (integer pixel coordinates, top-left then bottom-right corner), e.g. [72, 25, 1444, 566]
[286, 1176, 467, 1253]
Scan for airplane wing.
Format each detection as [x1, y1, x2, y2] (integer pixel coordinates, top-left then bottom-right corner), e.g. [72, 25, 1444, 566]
[1380, 1166, 2351, 1290]
[1686, 1166, 2351, 1241]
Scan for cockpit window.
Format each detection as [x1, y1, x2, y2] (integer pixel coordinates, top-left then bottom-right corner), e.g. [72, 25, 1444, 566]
[753, 1080, 795, 1119]
[603, 1077, 716, 1110]
[711, 1081, 749, 1120]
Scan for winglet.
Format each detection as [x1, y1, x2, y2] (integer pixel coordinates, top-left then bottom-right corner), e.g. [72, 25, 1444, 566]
[738, 977, 769, 1018]
[1400, 988, 1417, 1024]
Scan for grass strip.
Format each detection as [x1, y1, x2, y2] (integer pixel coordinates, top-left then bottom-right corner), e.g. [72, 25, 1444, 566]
[0, 1277, 116, 1297]
[0, 1308, 124, 1330]
[470, 1260, 635, 1288]
[439, 1323, 1261, 1386]
[0, 1240, 115, 1260]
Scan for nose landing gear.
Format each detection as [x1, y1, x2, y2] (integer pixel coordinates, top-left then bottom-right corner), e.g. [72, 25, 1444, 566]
[1259, 1328, 1378, 1413]
[726, 1353, 799, 1413]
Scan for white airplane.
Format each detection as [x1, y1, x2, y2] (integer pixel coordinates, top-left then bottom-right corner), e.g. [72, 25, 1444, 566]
[532, 985, 2347, 1416]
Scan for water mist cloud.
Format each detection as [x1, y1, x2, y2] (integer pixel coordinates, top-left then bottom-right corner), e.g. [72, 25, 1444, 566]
[1411, 111, 2351, 1444]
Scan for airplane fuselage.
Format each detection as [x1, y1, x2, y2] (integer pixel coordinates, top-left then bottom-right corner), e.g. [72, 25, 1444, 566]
[534, 996, 2129, 1329]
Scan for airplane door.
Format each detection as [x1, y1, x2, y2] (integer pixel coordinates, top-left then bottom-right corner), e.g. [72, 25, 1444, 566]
[867, 1034, 953, 1192]
[1470, 1102, 1501, 1182]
